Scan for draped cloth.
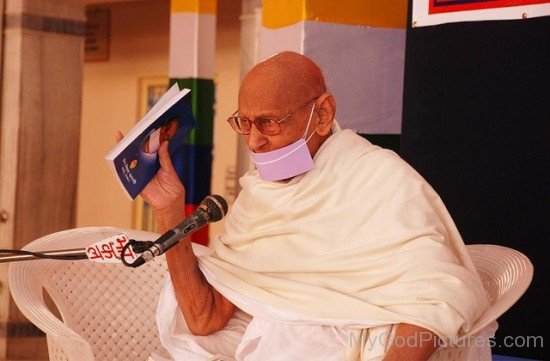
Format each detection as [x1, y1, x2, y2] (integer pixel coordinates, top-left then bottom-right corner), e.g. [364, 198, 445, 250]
[155, 125, 491, 360]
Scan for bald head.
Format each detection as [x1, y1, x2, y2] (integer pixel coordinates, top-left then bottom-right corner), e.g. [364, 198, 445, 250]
[239, 52, 327, 111]
[237, 52, 336, 156]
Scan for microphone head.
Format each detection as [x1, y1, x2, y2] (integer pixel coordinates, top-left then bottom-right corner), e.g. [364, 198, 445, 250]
[201, 195, 228, 222]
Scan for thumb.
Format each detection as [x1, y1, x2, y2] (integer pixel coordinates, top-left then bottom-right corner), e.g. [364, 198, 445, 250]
[115, 131, 124, 143]
[158, 141, 178, 174]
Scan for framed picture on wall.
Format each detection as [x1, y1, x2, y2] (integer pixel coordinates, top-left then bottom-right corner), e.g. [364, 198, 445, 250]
[133, 76, 169, 232]
[413, 0, 550, 26]
[85, 8, 110, 62]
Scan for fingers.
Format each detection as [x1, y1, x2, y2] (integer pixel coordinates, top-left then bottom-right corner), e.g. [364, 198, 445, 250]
[158, 141, 177, 174]
[115, 131, 124, 143]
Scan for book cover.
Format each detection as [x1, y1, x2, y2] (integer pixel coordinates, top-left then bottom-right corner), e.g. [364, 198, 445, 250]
[106, 84, 195, 199]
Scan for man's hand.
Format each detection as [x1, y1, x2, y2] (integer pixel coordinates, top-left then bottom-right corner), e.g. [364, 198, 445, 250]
[383, 323, 440, 361]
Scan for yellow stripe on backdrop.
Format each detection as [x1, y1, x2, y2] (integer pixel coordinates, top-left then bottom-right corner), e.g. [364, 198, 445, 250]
[263, 0, 407, 29]
[171, 0, 216, 14]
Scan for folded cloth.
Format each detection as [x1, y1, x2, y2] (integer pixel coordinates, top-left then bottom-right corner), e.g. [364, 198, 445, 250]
[157, 259, 495, 361]
[157, 273, 393, 361]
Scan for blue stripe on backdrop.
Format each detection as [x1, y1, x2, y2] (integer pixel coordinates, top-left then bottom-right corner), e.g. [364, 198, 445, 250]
[493, 355, 541, 361]
[172, 144, 213, 205]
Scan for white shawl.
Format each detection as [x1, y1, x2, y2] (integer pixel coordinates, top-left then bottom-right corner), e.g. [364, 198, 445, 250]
[200, 128, 488, 342]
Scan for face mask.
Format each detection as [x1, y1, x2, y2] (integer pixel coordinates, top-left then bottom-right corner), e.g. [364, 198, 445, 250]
[249, 103, 316, 181]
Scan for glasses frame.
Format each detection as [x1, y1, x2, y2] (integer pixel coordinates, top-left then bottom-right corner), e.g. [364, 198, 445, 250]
[227, 95, 320, 135]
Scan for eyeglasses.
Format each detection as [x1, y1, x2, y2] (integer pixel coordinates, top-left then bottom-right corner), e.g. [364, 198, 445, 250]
[227, 96, 319, 135]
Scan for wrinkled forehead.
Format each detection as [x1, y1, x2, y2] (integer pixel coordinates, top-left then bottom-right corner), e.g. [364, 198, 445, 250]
[239, 69, 304, 114]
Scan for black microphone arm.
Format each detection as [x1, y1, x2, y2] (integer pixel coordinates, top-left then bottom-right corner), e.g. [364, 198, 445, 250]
[131, 195, 228, 267]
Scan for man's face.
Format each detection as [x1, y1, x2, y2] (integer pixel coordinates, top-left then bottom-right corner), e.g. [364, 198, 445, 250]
[238, 90, 317, 155]
[236, 54, 333, 158]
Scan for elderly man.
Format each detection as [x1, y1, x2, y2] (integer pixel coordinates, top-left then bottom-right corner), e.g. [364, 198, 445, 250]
[142, 52, 490, 361]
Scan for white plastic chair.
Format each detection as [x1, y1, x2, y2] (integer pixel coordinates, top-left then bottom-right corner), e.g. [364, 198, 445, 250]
[8, 227, 170, 361]
[9, 228, 534, 361]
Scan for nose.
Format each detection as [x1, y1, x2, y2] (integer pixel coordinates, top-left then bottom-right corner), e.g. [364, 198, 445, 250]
[246, 124, 268, 152]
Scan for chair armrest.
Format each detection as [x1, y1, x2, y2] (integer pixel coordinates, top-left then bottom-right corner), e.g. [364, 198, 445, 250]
[465, 244, 534, 336]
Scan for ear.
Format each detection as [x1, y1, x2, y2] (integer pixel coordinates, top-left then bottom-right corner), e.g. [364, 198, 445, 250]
[314, 92, 336, 136]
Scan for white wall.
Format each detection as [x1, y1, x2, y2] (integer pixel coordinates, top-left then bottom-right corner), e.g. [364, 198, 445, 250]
[211, 1, 240, 236]
[77, 0, 240, 238]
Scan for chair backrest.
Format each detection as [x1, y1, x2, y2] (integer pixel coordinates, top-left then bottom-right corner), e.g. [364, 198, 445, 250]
[9, 227, 170, 361]
[465, 244, 533, 335]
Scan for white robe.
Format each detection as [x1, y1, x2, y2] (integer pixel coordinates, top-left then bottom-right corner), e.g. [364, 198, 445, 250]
[153, 258, 496, 361]
[153, 125, 495, 360]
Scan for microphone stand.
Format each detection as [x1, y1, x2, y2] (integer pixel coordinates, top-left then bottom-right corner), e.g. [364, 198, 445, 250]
[0, 249, 88, 263]
[1, 195, 229, 266]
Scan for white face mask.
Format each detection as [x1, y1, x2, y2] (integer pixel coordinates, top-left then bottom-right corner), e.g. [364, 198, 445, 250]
[249, 103, 317, 181]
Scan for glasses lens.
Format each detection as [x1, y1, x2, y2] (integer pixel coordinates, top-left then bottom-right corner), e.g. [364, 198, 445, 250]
[228, 116, 241, 133]
[256, 118, 280, 135]
[229, 116, 250, 134]
[228, 116, 281, 135]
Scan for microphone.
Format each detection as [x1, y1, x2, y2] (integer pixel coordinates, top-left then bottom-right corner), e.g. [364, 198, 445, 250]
[132, 195, 228, 267]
